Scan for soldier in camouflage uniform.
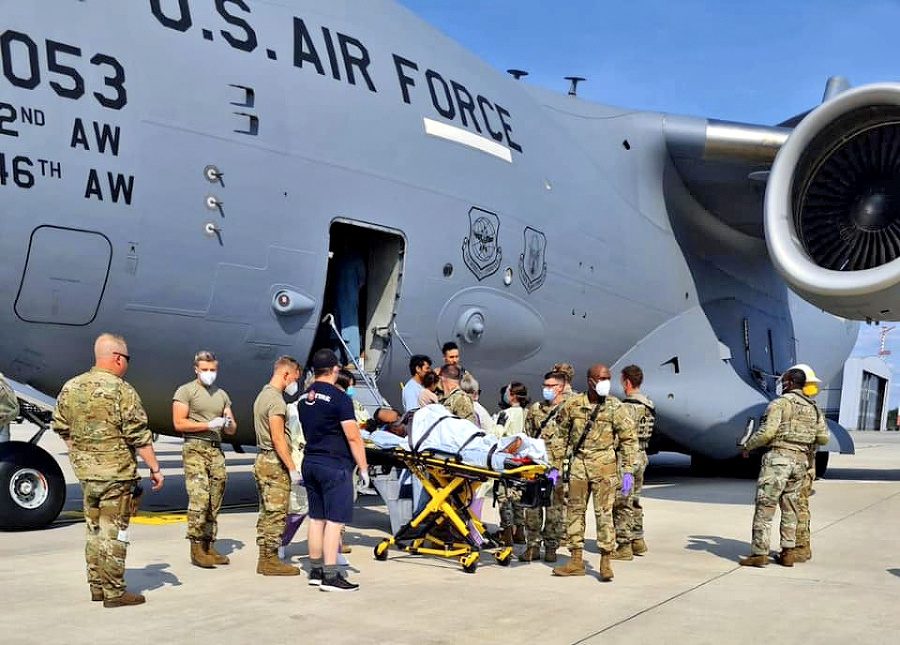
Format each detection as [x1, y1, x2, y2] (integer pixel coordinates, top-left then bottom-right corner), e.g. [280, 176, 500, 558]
[788, 363, 824, 563]
[739, 368, 829, 567]
[52, 334, 163, 608]
[519, 370, 569, 563]
[553, 365, 636, 581]
[0, 372, 19, 443]
[253, 356, 303, 576]
[612, 365, 655, 560]
[172, 350, 236, 568]
[438, 364, 477, 423]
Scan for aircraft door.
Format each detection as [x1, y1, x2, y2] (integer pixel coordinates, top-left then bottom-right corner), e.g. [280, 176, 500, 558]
[14, 226, 112, 325]
[312, 221, 406, 377]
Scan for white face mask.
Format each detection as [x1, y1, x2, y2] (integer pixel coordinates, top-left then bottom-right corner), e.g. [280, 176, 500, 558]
[594, 379, 611, 397]
[284, 380, 299, 396]
[198, 371, 217, 387]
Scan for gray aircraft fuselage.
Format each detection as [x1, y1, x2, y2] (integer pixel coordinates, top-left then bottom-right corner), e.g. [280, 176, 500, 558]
[0, 0, 858, 460]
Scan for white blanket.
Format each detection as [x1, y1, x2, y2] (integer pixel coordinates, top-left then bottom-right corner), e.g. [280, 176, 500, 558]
[368, 404, 547, 471]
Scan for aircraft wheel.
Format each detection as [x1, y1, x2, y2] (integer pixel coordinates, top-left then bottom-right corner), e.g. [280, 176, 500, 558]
[815, 452, 829, 478]
[0, 441, 66, 530]
[374, 540, 390, 561]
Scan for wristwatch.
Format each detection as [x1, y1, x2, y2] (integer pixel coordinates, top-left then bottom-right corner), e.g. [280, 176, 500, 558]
[150, 468, 160, 474]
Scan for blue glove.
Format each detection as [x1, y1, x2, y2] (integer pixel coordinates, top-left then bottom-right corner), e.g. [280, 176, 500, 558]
[621, 473, 634, 496]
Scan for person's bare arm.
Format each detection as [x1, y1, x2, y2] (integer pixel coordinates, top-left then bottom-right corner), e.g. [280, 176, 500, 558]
[342, 420, 368, 471]
[223, 406, 237, 436]
[136, 444, 164, 491]
[172, 401, 215, 433]
[270, 415, 296, 471]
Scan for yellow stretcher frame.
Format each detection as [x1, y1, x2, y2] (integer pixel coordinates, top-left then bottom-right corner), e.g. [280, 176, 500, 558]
[369, 446, 549, 573]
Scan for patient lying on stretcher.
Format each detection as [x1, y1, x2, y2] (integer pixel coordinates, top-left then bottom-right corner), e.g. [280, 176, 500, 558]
[364, 404, 548, 471]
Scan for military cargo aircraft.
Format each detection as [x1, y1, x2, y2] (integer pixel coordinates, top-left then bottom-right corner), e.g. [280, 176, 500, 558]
[4, 0, 892, 529]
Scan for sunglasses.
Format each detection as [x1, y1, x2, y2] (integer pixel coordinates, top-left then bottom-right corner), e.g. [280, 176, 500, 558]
[114, 351, 131, 364]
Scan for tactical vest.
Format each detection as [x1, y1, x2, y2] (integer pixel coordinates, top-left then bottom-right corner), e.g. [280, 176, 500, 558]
[771, 392, 820, 449]
[623, 395, 655, 444]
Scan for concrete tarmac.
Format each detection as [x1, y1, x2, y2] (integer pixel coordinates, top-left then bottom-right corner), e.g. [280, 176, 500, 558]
[3, 428, 900, 645]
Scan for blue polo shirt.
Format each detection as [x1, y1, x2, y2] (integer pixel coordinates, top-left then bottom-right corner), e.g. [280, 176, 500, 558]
[296, 382, 357, 470]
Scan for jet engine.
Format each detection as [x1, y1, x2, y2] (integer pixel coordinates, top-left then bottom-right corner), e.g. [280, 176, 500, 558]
[766, 84, 900, 321]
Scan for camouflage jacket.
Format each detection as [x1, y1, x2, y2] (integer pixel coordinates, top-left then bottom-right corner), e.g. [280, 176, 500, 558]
[524, 400, 566, 451]
[558, 392, 637, 470]
[0, 373, 19, 426]
[745, 391, 829, 452]
[53, 367, 152, 481]
[440, 388, 477, 424]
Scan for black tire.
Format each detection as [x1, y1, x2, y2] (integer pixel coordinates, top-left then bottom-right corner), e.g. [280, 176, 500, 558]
[815, 451, 829, 478]
[0, 441, 66, 530]
[463, 561, 478, 574]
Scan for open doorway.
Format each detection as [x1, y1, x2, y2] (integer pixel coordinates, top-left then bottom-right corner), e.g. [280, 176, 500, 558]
[311, 220, 406, 377]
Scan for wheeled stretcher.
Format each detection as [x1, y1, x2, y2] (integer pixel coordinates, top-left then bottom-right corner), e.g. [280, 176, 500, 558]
[367, 445, 554, 573]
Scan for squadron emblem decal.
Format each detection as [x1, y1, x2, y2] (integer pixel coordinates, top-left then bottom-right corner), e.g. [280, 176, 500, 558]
[462, 207, 502, 281]
[519, 226, 547, 293]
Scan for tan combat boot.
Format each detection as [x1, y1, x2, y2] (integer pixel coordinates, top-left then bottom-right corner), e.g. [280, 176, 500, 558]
[631, 538, 648, 555]
[203, 539, 230, 565]
[257, 548, 302, 576]
[776, 548, 795, 567]
[190, 539, 216, 568]
[552, 548, 586, 576]
[512, 525, 526, 545]
[543, 547, 558, 563]
[611, 542, 633, 561]
[499, 526, 514, 547]
[517, 544, 541, 562]
[90, 587, 103, 602]
[598, 553, 614, 581]
[103, 592, 146, 608]
[739, 554, 768, 567]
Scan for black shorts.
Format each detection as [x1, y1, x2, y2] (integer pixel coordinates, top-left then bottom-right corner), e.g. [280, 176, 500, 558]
[302, 461, 354, 524]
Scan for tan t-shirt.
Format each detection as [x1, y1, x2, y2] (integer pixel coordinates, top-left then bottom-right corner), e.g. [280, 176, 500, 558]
[253, 384, 287, 450]
[173, 380, 231, 442]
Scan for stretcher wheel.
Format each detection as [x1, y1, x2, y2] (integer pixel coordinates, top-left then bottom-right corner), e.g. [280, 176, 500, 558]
[374, 540, 390, 561]
[495, 548, 513, 566]
[461, 553, 479, 573]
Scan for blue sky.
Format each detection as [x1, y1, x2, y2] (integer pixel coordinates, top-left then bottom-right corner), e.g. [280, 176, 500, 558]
[400, 0, 900, 405]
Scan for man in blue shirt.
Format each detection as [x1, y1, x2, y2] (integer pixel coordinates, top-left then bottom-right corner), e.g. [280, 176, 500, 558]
[298, 349, 369, 592]
[402, 354, 432, 412]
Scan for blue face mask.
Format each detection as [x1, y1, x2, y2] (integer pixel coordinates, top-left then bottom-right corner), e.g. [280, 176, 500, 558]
[542, 387, 556, 402]
[346, 386, 356, 398]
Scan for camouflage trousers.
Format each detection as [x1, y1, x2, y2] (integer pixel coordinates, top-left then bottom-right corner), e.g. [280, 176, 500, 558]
[82, 479, 136, 601]
[497, 485, 525, 529]
[183, 440, 226, 541]
[254, 450, 290, 551]
[524, 482, 567, 549]
[750, 448, 806, 555]
[796, 461, 815, 548]
[614, 450, 648, 544]
[565, 457, 618, 553]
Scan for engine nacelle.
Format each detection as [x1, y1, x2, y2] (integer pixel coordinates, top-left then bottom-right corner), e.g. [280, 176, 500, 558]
[766, 84, 900, 321]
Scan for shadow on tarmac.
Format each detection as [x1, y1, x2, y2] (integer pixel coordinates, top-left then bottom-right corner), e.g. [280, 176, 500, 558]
[686, 534, 749, 562]
[823, 468, 900, 481]
[124, 563, 182, 593]
[213, 538, 246, 556]
[887, 568, 900, 578]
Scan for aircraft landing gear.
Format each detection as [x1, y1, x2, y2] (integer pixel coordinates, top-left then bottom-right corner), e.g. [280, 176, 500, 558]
[0, 404, 66, 530]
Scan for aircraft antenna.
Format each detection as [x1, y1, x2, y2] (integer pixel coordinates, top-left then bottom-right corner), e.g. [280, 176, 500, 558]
[879, 325, 896, 357]
[565, 76, 586, 96]
[507, 69, 529, 80]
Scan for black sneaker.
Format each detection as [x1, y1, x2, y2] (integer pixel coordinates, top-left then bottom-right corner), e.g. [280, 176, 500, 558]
[319, 575, 359, 592]
[308, 568, 323, 586]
